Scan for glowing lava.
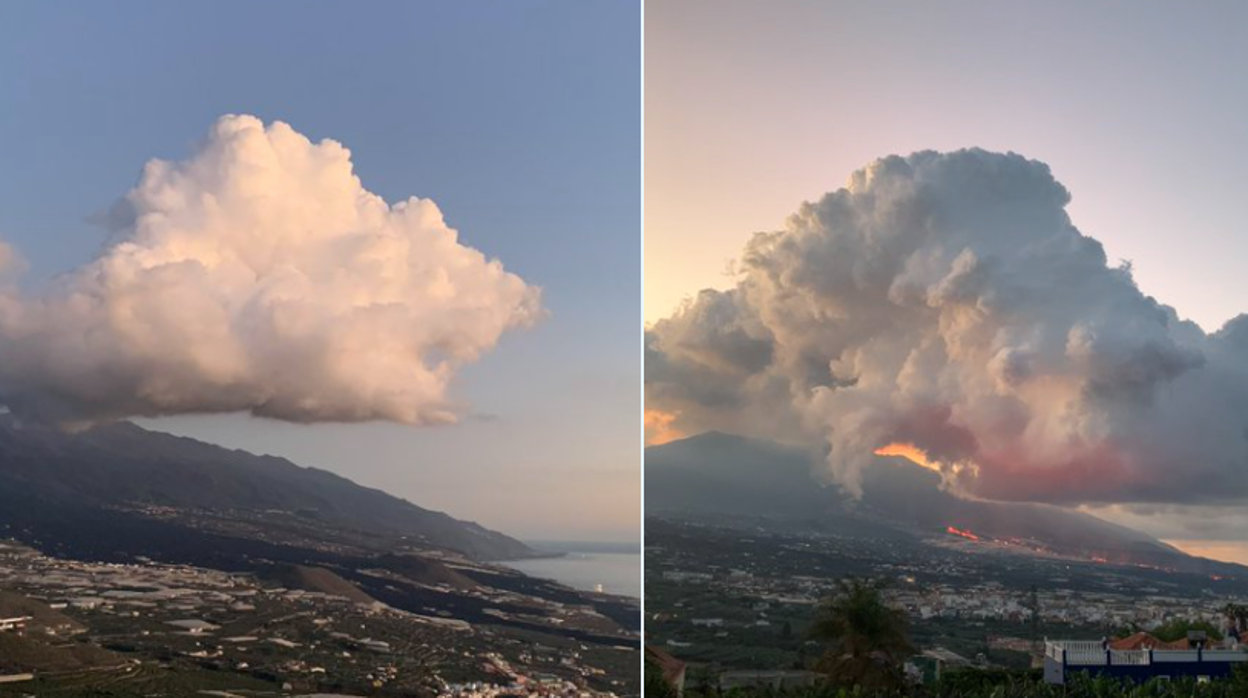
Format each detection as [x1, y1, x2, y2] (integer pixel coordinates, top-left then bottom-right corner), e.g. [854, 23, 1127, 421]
[874, 442, 940, 472]
[946, 525, 981, 541]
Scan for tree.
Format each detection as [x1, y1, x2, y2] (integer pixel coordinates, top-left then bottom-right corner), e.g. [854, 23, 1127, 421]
[808, 578, 914, 690]
[1151, 618, 1222, 643]
[645, 656, 680, 698]
[689, 664, 719, 697]
[1224, 603, 1248, 638]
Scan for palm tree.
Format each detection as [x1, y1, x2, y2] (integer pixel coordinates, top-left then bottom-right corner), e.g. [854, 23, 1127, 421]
[808, 578, 914, 690]
[1225, 603, 1248, 639]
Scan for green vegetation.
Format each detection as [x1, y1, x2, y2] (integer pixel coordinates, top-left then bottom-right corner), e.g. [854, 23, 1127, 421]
[0, 663, 279, 697]
[659, 576, 1248, 698]
[1150, 619, 1223, 643]
[1112, 619, 1224, 643]
[809, 579, 913, 690]
[677, 666, 1248, 698]
[0, 633, 122, 673]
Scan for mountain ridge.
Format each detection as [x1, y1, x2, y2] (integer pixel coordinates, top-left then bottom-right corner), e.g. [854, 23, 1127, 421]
[0, 415, 535, 561]
[646, 430, 1244, 576]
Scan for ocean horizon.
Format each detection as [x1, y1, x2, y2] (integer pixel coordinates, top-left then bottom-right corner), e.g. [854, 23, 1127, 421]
[503, 541, 640, 599]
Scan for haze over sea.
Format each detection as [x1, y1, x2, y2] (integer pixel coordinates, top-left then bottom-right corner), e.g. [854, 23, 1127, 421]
[503, 541, 640, 599]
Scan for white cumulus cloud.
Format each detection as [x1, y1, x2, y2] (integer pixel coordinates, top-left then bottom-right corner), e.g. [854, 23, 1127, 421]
[0, 114, 542, 426]
[647, 149, 1248, 507]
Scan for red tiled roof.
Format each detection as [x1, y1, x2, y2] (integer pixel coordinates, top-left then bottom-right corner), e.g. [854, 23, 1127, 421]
[1109, 632, 1188, 650]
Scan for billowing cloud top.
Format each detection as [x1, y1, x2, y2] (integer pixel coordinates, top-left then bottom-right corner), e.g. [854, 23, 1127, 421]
[647, 149, 1248, 506]
[0, 115, 542, 425]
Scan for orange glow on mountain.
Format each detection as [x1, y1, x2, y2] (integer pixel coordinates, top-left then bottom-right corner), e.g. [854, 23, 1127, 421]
[874, 442, 940, 471]
[645, 409, 683, 446]
[946, 525, 980, 541]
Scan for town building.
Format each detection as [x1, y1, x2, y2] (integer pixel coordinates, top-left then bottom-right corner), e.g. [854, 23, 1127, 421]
[0, 616, 31, 633]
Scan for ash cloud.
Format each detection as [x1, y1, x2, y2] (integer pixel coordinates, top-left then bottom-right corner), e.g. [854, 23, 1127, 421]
[0, 115, 542, 426]
[647, 149, 1248, 506]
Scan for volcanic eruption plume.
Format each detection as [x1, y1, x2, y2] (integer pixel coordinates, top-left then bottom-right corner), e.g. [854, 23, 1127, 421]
[0, 115, 542, 426]
[646, 149, 1248, 507]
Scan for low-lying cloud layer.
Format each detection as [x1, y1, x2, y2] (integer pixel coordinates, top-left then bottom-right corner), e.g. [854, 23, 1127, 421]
[0, 115, 541, 426]
[647, 149, 1248, 506]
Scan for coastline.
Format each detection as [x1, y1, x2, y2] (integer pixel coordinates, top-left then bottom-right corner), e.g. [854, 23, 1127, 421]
[500, 546, 640, 600]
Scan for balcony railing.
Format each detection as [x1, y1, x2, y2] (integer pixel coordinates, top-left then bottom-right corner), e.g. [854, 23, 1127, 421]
[1109, 650, 1150, 666]
[1045, 641, 1248, 667]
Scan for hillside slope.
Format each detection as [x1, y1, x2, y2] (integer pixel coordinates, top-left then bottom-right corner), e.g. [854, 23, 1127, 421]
[0, 416, 534, 561]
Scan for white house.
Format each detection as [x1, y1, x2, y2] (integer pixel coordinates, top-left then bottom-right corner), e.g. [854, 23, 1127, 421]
[0, 616, 31, 633]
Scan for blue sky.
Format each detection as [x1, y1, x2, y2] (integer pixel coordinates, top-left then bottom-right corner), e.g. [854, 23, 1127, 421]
[0, 1, 640, 542]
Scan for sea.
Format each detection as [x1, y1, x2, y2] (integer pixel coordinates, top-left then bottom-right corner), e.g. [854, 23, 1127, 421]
[502, 541, 640, 599]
